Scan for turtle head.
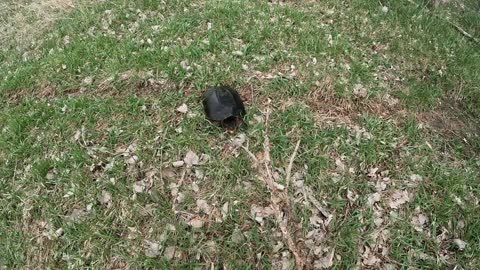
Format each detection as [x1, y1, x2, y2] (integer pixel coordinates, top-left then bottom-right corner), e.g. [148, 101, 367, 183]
[222, 116, 244, 133]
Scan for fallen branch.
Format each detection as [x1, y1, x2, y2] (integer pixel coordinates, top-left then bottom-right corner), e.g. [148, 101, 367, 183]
[448, 20, 480, 44]
[172, 169, 186, 213]
[279, 138, 305, 269]
[285, 140, 301, 190]
[405, 0, 480, 45]
[243, 102, 306, 269]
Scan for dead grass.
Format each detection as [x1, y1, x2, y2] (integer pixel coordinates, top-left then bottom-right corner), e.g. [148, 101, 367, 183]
[0, 0, 100, 48]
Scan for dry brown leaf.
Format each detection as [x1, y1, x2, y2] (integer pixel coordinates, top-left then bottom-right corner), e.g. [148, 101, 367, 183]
[347, 189, 358, 202]
[411, 213, 429, 232]
[362, 246, 381, 266]
[82, 76, 93, 85]
[353, 84, 368, 98]
[189, 218, 204, 229]
[367, 167, 379, 178]
[144, 240, 161, 258]
[314, 248, 335, 269]
[367, 192, 381, 206]
[184, 151, 199, 167]
[191, 182, 200, 192]
[133, 181, 146, 193]
[176, 103, 188, 114]
[196, 199, 212, 215]
[453, 239, 467, 250]
[335, 158, 346, 172]
[172, 160, 184, 168]
[161, 168, 177, 180]
[194, 169, 204, 180]
[98, 190, 112, 208]
[164, 246, 176, 261]
[251, 204, 275, 226]
[232, 133, 247, 147]
[221, 202, 229, 219]
[67, 208, 88, 222]
[388, 190, 410, 209]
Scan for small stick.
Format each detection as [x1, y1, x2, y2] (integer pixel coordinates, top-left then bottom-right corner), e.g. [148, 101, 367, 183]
[172, 169, 186, 212]
[285, 139, 301, 189]
[449, 21, 480, 44]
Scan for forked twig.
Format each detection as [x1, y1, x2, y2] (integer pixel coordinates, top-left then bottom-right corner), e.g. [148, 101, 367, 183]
[243, 101, 306, 269]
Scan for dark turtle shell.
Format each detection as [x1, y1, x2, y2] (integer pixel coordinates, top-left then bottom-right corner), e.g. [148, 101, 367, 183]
[203, 85, 246, 130]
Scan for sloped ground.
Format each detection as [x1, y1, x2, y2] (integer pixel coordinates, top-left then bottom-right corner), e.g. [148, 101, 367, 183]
[1, 0, 479, 269]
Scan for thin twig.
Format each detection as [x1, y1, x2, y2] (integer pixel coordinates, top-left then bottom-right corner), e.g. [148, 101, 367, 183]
[240, 145, 258, 163]
[405, 0, 480, 45]
[285, 139, 301, 190]
[242, 101, 306, 269]
[172, 169, 186, 213]
[448, 20, 480, 44]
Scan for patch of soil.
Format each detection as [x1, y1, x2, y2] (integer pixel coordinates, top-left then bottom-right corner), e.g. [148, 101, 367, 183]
[417, 101, 480, 155]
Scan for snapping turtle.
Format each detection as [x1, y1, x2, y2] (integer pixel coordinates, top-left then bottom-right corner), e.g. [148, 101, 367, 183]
[203, 85, 246, 132]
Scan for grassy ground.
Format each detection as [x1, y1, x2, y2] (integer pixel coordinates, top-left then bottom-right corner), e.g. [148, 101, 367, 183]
[1, 0, 479, 269]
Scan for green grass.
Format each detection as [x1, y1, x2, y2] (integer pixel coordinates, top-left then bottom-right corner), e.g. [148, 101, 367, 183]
[1, 0, 479, 269]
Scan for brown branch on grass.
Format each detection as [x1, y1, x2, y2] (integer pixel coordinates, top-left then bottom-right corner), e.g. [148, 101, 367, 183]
[243, 101, 306, 269]
[405, 0, 480, 45]
[172, 169, 186, 213]
[285, 140, 301, 190]
[448, 21, 480, 44]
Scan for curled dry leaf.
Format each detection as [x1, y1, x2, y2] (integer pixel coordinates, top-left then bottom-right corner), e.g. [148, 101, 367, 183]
[411, 213, 429, 232]
[251, 204, 275, 226]
[98, 190, 112, 208]
[362, 246, 381, 266]
[172, 160, 184, 168]
[82, 76, 93, 85]
[144, 240, 161, 258]
[347, 189, 358, 202]
[375, 181, 387, 192]
[232, 133, 246, 147]
[314, 248, 335, 269]
[367, 192, 381, 206]
[162, 168, 177, 180]
[72, 129, 82, 141]
[194, 169, 204, 180]
[388, 190, 410, 209]
[189, 218, 204, 229]
[335, 158, 346, 172]
[221, 202, 229, 219]
[410, 174, 423, 182]
[453, 239, 467, 251]
[408, 174, 424, 187]
[367, 167, 379, 178]
[184, 151, 199, 167]
[133, 181, 146, 193]
[232, 50, 244, 56]
[196, 199, 212, 215]
[176, 103, 188, 114]
[353, 84, 368, 98]
[191, 182, 200, 192]
[164, 246, 176, 261]
[126, 155, 139, 165]
[231, 228, 245, 243]
[68, 208, 88, 222]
